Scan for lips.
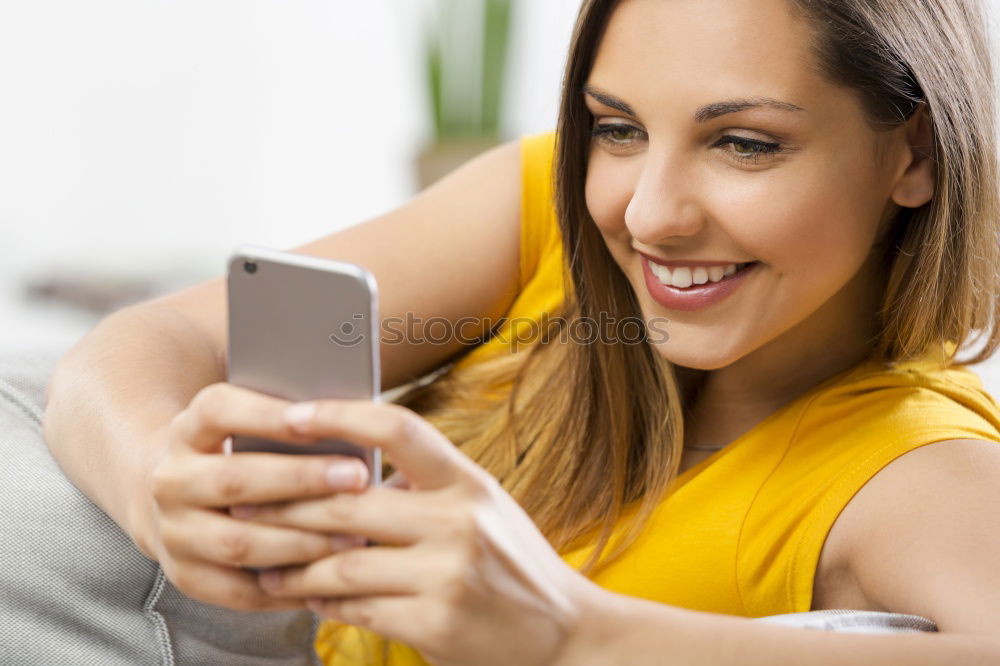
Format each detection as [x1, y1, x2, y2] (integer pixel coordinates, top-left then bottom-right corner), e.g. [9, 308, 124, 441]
[641, 256, 759, 311]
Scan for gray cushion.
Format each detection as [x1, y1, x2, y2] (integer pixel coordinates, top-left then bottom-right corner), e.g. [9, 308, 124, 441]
[0, 348, 320, 665]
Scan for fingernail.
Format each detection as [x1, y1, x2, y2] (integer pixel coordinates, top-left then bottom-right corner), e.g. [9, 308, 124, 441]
[325, 462, 364, 489]
[284, 402, 317, 432]
[306, 597, 324, 613]
[329, 534, 365, 551]
[230, 504, 257, 519]
[259, 569, 282, 590]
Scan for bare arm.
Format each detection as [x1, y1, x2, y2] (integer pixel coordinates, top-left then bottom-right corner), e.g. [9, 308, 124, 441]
[557, 593, 1000, 666]
[43, 304, 225, 556]
[42, 138, 523, 555]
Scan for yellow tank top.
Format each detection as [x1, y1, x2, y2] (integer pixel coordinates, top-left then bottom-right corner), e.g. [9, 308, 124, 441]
[315, 131, 1000, 664]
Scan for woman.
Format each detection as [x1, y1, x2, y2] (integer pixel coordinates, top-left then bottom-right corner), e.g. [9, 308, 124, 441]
[43, 0, 1000, 663]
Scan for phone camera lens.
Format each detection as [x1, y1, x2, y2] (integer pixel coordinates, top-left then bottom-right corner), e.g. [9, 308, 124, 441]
[244, 260, 257, 274]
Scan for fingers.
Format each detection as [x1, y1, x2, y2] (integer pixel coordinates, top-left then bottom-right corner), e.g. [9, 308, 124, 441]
[383, 471, 411, 490]
[171, 383, 318, 454]
[237, 486, 441, 545]
[153, 450, 369, 507]
[161, 507, 344, 569]
[305, 596, 425, 647]
[161, 556, 306, 613]
[258, 545, 428, 598]
[283, 399, 479, 491]
[172, 382, 482, 494]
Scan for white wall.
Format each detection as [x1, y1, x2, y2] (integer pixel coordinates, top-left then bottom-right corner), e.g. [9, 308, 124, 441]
[0, 0, 581, 351]
[0, 1, 424, 267]
[0, 0, 580, 268]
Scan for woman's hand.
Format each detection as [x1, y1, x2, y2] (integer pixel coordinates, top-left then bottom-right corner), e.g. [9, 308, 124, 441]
[239, 396, 601, 666]
[145, 382, 372, 611]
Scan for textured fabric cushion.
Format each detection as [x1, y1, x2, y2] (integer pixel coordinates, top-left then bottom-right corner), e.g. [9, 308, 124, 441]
[756, 609, 937, 633]
[0, 348, 320, 665]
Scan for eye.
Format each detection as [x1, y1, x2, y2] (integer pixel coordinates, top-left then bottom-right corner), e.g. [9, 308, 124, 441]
[715, 135, 783, 165]
[590, 123, 646, 150]
[590, 124, 785, 165]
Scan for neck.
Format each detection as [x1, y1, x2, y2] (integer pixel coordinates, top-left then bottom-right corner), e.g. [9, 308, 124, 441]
[678, 252, 886, 449]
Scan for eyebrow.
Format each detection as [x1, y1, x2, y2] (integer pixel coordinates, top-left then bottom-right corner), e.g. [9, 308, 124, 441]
[581, 84, 806, 122]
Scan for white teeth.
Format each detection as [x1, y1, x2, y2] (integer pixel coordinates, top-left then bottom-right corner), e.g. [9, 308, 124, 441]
[650, 259, 744, 287]
[670, 267, 693, 288]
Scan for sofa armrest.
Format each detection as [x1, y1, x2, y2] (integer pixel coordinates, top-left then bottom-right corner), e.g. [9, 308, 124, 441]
[755, 609, 937, 634]
[0, 348, 321, 665]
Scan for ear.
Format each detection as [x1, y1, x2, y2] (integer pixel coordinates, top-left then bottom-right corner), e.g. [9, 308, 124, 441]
[890, 102, 935, 208]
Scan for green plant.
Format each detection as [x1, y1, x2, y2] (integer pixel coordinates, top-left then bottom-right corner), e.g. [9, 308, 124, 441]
[424, 0, 513, 140]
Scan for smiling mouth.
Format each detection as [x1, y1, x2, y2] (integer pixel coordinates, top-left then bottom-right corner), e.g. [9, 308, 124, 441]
[646, 259, 758, 289]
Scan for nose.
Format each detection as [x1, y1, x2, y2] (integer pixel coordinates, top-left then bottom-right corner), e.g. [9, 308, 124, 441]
[623, 151, 706, 244]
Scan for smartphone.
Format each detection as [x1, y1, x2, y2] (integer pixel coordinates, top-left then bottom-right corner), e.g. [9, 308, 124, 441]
[225, 244, 381, 487]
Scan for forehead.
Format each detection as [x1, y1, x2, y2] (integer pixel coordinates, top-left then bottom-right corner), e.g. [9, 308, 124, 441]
[590, 0, 826, 115]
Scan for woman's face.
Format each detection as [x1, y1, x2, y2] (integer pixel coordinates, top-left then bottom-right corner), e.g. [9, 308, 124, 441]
[584, 0, 909, 370]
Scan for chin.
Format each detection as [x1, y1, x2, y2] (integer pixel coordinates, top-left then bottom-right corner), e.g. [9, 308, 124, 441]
[647, 336, 744, 371]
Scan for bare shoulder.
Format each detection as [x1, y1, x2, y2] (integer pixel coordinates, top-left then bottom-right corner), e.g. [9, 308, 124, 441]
[821, 438, 1000, 634]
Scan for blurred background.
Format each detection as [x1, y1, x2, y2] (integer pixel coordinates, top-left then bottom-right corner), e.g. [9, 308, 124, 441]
[0, 0, 998, 393]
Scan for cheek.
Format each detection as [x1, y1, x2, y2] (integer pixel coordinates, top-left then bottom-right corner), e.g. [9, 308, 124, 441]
[723, 163, 883, 277]
[585, 153, 637, 239]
